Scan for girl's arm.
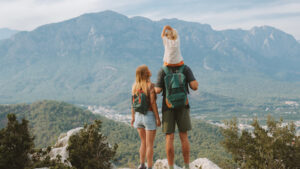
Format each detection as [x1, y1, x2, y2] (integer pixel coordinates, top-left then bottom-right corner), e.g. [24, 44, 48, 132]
[131, 87, 135, 127]
[149, 84, 161, 126]
[161, 25, 172, 38]
[131, 104, 135, 127]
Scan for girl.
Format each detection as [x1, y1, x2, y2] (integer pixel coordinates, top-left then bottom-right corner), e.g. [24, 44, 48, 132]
[161, 25, 184, 66]
[131, 65, 161, 169]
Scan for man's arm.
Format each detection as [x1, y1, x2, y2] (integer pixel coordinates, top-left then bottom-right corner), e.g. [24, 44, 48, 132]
[150, 84, 161, 127]
[189, 80, 198, 91]
[185, 65, 198, 91]
[155, 68, 164, 94]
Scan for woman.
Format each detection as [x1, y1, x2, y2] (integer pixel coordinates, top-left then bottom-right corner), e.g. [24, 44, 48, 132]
[131, 65, 161, 169]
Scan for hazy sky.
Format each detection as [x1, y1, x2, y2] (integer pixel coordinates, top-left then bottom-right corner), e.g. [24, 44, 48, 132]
[1, 0, 300, 40]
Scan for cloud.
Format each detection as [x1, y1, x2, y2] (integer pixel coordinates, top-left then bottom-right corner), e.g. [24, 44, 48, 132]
[130, 0, 300, 39]
[0, 0, 299, 39]
[0, 0, 145, 30]
[192, 2, 300, 23]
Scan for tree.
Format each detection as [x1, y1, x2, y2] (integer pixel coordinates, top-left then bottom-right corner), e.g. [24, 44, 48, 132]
[67, 120, 118, 169]
[30, 147, 74, 169]
[0, 113, 35, 169]
[221, 116, 300, 169]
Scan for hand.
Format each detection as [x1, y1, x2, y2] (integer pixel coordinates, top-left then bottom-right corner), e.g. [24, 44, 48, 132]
[165, 25, 172, 30]
[156, 119, 161, 127]
[131, 118, 135, 127]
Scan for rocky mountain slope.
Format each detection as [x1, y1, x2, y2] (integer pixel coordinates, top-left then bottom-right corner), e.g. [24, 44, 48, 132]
[0, 10, 300, 111]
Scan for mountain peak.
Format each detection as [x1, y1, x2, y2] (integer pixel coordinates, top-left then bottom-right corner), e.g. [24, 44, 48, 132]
[130, 16, 153, 23]
[158, 18, 212, 32]
[160, 18, 180, 22]
[96, 10, 126, 17]
[80, 10, 128, 19]
[252, 25, 276, 30]
[248, 25, 299, 46]
[250, 25, 286, 36]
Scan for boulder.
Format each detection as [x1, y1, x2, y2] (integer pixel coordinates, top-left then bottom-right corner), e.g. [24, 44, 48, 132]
[154, 159, 181, 169]
[153, 158, 221, 169]
[189, 158, 221, 169]
[48, 127, 83, 166]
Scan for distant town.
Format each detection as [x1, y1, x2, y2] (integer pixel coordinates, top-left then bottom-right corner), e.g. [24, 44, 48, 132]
[85, 103, 300, 136]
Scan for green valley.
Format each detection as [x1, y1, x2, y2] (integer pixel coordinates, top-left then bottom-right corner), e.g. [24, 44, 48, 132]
[0, 100, 234, 168]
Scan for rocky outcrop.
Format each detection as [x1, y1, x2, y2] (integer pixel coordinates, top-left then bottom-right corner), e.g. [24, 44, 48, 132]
[154, 159, 181, 169]
[48, 127, 83, 166]
[189, 158, 221, 169]
[153, 158, 221, 169]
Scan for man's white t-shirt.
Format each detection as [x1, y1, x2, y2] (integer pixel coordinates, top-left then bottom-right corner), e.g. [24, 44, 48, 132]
[163, 36, 183, 64]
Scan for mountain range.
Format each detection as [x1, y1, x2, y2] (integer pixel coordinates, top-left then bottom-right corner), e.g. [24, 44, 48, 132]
[0, 10, 300, 112]
[0, 28, 19, 40]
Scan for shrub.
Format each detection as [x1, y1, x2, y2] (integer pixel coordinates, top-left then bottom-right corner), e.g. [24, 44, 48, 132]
[68, 120, 118, 169]
[221, 116, 300, 169]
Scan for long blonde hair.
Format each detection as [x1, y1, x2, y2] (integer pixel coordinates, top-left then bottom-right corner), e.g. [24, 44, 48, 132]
[165, 29, 178, 40]
[132, 65, 150, 96]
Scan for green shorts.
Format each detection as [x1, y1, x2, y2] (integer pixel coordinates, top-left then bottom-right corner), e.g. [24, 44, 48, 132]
[162, 107, 192, 134]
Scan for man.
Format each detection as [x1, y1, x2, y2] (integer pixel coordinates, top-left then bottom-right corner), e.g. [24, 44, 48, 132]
[155, 25, 198, 169]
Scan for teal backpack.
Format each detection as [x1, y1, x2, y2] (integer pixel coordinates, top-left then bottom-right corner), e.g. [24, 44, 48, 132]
[163, 65, 188, 108]
[132, 89, 149, 114]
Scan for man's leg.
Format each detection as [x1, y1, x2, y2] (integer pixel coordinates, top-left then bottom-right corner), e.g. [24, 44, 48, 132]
[176, 107, 191, 167]
[162, 108, 175, 168]
[179, 132, 190, 165]
[165, 133, 175, 167]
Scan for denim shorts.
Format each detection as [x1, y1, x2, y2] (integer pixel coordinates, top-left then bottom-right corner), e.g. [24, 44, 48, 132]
[134, 111, 156, 130]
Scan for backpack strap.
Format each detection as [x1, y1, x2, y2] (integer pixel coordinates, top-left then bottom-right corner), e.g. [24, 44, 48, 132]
[178, 65, 185, 73]
[162, 66, 170, 75]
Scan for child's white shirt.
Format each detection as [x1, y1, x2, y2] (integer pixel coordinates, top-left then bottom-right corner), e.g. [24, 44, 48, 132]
[163, 36, 183, 64]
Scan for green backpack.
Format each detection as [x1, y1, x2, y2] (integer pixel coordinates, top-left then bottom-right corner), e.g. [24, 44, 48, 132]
[132, 89, 149, 114]
[163, 65, 188, 108]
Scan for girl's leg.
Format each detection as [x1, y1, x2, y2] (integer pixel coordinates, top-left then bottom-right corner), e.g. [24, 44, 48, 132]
[137, 128, 146, 165]
[145, 130, 156, 168]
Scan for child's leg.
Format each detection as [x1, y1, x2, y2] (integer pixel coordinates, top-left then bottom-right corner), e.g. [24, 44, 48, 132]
[146, 130, 156, 168]
[137, 128, 146, 166]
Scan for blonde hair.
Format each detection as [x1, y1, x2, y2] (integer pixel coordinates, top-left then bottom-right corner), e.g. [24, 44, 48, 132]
[132, 65, 150, 96]
[165, 29, 178, 40]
